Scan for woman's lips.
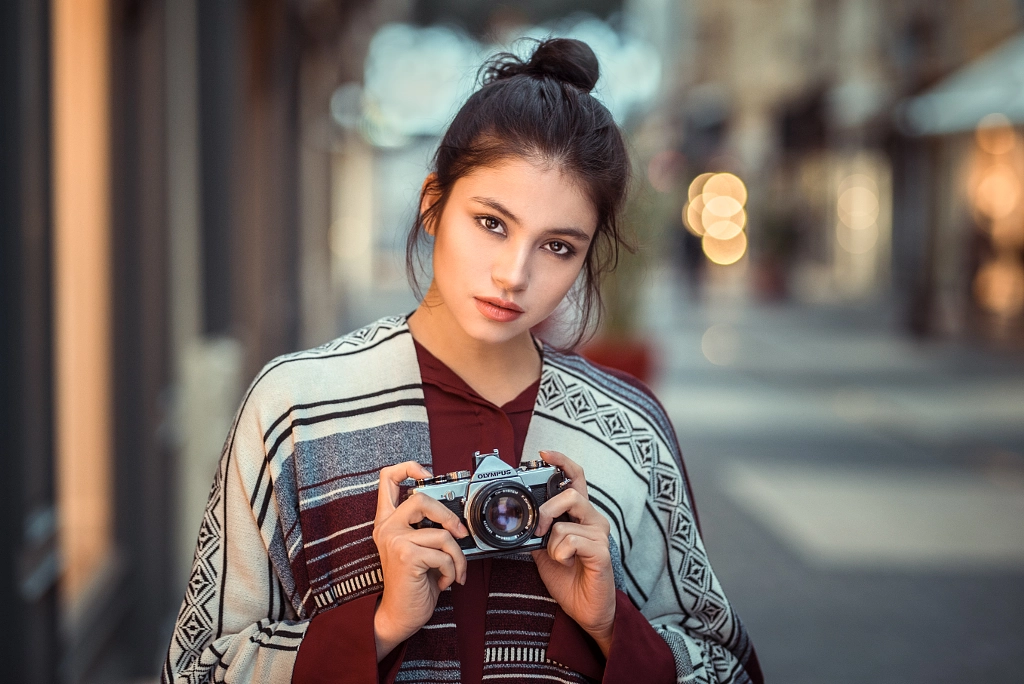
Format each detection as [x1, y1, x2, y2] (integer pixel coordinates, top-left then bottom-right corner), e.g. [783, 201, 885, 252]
[474, 297, 524, 323]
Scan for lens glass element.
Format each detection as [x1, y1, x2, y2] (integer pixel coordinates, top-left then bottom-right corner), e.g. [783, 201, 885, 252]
[470, 482, 537, 549]
[486, 495, 526, 535]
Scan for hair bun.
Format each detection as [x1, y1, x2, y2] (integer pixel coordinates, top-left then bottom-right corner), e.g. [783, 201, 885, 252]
[526, 38, 599, 93]
[483, 38, 600, 93]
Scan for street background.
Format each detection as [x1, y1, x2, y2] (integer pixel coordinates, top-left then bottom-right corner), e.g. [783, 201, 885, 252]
[2, 0, 1024, 681]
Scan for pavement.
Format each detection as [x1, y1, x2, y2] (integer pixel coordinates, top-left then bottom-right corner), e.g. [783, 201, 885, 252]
[643, 271, 1024, 683]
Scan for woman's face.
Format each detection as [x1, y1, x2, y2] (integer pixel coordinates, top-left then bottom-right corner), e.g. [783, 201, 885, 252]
[424, 157, 598, 346]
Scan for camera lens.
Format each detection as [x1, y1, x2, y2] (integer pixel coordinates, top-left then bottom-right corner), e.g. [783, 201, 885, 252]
[469, 482, 537, 549]
[486, 495, 526, 535]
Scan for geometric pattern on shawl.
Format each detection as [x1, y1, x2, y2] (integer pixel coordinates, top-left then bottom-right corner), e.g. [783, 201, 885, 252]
[164, 316, 416, 683]
[530, 348, 759, 684]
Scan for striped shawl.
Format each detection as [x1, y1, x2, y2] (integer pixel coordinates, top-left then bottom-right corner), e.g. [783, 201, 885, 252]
[163, 315, 759, 684]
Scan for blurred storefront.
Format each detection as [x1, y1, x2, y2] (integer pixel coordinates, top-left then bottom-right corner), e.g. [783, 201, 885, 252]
[668, 0, 1024, 347]
[2, 0, 411, 680]
[899, 33, 1024, 344]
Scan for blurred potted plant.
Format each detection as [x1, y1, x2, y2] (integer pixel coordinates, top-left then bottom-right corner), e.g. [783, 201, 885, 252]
[580, 122, 680, 383]
[755, 210, 799, 301]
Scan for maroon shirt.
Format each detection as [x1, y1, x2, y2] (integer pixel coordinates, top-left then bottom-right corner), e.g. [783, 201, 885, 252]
[292, 341, 676, 684]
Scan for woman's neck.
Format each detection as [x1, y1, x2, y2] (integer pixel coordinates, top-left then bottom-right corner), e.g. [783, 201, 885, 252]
[407, 300, 541, 407]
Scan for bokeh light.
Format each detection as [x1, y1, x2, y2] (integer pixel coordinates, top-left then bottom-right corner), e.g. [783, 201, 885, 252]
[355, 19, 662, 147]
[683, 195, 706, 236]
[974, 256, 1024, 315]
[976, 113, 1017, 156]
[838, 186, 880, 228]
[970, 114, 1024, 320]
[703, 172, 748, 205]
[991, 218, 1024, 249]
[704, 194, 744, 219]
[836, 221, 879, 254]
[701, 324, 739, 366]
[688, 172, 714, 201]
[705, 213, 746, 240]
[702, 231, 748, 265]
[838, 173, 878, 195]
[836, 174, 880, 254]
[684, 172, 749, 263]
[973, 163, 1021, 219]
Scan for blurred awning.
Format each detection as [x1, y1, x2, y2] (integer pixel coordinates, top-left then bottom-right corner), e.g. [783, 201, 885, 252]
[902, 32, 1024, 135]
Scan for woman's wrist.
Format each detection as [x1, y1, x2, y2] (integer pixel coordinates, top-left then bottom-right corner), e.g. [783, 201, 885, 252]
[587, 619, 615, 658]
[591, 628, 614, 658]
[584, 601, 617, 658]
[373, 600, 406, 663]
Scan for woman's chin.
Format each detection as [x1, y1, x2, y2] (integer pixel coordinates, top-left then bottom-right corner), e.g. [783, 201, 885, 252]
[458, 314, 534, 347]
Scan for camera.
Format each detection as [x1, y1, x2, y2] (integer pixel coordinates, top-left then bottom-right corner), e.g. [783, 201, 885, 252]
[409, 450, 572, 559]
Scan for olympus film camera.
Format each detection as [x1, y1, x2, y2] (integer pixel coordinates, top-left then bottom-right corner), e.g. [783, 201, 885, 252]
[409, 450, 571, 559]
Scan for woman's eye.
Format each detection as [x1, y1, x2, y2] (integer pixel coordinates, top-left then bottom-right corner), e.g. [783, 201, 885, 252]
[546, 240, 574, 257]
[478, 216, 505, 234]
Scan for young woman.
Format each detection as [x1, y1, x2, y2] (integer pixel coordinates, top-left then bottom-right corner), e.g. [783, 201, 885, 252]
[163, 38, 762, 684]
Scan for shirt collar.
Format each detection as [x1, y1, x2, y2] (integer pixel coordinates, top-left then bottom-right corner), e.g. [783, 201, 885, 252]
[413, 338, 539, 413]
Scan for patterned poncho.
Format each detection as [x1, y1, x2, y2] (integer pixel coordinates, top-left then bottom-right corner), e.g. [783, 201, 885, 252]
[163, 316, 760, 684]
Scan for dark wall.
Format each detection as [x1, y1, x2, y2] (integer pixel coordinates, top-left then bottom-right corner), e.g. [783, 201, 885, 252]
[0, 0, 61, 681]
[109, 0, 177, 674]
[199, 0, 243, 337]
[196, 0, 302, 378]
[234, 0, 302, 378]
[1, 0, 335, 679]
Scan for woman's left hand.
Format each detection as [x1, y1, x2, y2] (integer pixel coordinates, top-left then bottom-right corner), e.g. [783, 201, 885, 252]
[531, 449, 617, 656]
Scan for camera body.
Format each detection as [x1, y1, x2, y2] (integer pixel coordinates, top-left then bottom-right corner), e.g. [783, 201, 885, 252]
[409, 450, 571, 559]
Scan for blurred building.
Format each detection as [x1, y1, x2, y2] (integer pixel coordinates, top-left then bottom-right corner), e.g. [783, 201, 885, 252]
[3, 0, 414, 680]
[899, 28, 1024, 344]
[672, 0, 1024, 344]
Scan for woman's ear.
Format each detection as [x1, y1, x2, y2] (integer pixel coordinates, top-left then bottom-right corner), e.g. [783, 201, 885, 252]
[419, 174, 441, 236]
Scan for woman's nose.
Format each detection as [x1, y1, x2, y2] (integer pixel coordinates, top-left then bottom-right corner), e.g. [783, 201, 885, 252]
[491, 242, 529, 293]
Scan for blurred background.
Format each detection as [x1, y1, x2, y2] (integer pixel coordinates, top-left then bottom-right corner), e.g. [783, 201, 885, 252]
[2, 0, 1024, 681]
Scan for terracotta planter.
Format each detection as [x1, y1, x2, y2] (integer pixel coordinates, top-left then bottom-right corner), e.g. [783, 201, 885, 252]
[753, 259, 789, 301]
[579, 337, 656, 384]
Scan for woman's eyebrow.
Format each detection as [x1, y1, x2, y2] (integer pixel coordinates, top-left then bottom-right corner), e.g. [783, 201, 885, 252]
[470, 196, 521, 224]
[543, 227, 592, 244]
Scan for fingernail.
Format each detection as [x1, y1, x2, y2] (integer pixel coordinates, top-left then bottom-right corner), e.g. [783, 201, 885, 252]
[458, 523, 469, 538]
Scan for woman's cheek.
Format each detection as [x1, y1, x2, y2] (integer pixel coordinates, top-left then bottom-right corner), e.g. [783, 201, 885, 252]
[434, 223, 479, 290]
[452, 223, 492, 268]
[537, 259, 582, 315]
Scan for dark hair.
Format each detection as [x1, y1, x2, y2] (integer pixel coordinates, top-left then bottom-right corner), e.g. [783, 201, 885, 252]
[406, 37, 632, 349]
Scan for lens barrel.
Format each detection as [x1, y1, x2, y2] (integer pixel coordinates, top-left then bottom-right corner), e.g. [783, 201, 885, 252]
[468, 481, 537, 549]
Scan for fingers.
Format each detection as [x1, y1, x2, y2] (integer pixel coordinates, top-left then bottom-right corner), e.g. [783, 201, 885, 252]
[405, 527, 468, 585]
[399, 492, 469, 541]
[373, 465, 469, 588]
[545, 521, 605, 559]
[538, 450, 587, 497]
[535, 487, 610, 537]
[417, 548, 459, 590]
[375, 461, 433, 523]
[546, 525, 611, 567]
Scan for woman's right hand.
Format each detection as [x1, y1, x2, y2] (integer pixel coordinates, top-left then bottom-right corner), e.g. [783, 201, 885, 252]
[372, 461, 469, 662]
